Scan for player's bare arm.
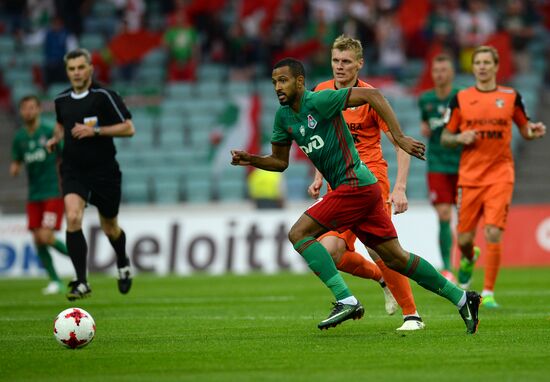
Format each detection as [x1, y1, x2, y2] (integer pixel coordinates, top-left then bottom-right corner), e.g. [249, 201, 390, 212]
[307, 169, 324, 199]
[46, 122, 64, 153]
[231, 143, 291, 172]
[9, 161, 21, 177]
[440, 128, 477, 148]
[71, 119, 135, 140]
[347, 87, 426, 160]
[520, 121, 546, 140]
[383, 130, 410, 214]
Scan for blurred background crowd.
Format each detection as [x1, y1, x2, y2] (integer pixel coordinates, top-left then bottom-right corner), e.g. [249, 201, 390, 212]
[0, 0, 549, 210]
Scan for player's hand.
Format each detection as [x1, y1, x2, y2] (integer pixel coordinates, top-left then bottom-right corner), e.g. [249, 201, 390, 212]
[71, 123, 94, 139]
[46, 138, 59, 153]
[528, 122, 546, 139]
[457, 130, 476, 145]
[230, 150, 251, 166]
[420, 124, 431, 138]
[396, 135, 426, 160]
[389, 189, 408, 214]
[307, 178, 323, 199]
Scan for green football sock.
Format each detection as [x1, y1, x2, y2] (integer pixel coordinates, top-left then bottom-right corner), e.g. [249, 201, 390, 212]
[439, 221, 452, 270]
[51, 239, 68, 256]
[36, 246, 60, 282]
[294, 237, 352, 300]
[405, 253, 464, 305]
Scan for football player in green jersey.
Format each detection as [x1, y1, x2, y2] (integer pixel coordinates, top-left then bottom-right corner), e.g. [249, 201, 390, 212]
[231, 58, 481, 333]
[418, 54, 462, 282]
[10, 95, 69, 295]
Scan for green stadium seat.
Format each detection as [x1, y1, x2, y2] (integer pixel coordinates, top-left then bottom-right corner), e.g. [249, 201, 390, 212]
[197, 64, 226, 81]
[166, 83, 194, 98]
[79, 33, 105, 51]
[184, 177, 213, 203]
[152, 177, 183, 204]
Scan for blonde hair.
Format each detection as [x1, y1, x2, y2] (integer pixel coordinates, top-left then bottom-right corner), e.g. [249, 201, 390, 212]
[472, 45, 499, 65]
[332, 35, 363, 60]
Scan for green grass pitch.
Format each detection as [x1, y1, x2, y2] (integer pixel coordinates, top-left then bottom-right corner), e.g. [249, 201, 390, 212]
[1, 268, 549, 381]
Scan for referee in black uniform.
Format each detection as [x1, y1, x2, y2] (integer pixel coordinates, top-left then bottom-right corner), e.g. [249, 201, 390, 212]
[47, 48, 135, 300]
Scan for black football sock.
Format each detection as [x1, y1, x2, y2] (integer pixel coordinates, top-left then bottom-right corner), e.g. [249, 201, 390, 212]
[109, 229, 129, 268]
[66, 230, 88, 283]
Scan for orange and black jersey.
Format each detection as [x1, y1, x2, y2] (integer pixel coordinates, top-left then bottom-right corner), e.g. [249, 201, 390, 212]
[445, 86, 529, 186]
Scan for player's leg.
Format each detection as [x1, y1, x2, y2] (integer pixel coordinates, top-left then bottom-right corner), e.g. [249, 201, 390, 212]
[289, 213, 363, 330]
[372, 238, 480, 334]
[98, 214, 132, 294]
[321, 232, 397, 316]
[89, 163, 132, 294]
[33, 228, 63, 294]
[456, 186, 483, 289]
[64, 193, 91, 300]
[480, 182, 513, 308]
[44, 197, 68, 256]
[435, 203, 454, 276]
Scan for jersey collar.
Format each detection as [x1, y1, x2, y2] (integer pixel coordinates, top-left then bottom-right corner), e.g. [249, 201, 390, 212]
[71, 90, 89, 99]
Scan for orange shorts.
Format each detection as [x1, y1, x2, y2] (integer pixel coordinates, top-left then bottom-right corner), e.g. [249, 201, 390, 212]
[456, 182, 514, 233]
[319, 172, 391, 251]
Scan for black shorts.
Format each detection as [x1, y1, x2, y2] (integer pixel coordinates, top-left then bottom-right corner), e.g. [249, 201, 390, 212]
[61, 161, 122, 218]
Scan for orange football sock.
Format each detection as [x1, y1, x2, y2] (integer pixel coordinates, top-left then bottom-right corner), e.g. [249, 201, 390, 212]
[483, 242, 501, 292]
[375, 259, 417, 316]
[336, 251, 382, 281]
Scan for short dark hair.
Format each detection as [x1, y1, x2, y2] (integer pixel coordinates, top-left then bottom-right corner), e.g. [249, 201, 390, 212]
[19, 94, 41, 107]
[64, 48, 92, 65]
[273, 58, 306, 79]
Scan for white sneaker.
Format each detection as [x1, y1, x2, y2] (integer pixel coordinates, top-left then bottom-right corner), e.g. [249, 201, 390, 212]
[396, 317, 425, 331]
[382, 286, 399, 315]
[42, 281, 61, 295]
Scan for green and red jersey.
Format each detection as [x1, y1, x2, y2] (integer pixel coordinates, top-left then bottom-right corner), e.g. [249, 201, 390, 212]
[271, 89, 377, 189]
[11, 123, 61, 201]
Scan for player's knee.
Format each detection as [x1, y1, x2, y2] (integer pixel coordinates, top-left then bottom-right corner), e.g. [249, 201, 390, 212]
[65, 210, 82, 230]
[101, 223, 119, 239]
[484, 226, 502, 243]
[457, 234, 473, 251]
[288, 228, 302, 245]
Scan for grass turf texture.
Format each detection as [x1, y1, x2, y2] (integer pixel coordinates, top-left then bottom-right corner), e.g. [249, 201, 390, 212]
[1, 268, 549, 382]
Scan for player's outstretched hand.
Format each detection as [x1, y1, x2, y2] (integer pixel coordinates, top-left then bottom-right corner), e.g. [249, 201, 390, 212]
[396, 135, 426, 160]
[71, 123, 94, 139]
[230, 150, 251, 166]
[457, 130, 476, 145]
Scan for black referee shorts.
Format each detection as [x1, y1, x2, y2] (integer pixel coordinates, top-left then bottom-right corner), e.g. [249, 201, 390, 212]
[61, 161, 122, 218]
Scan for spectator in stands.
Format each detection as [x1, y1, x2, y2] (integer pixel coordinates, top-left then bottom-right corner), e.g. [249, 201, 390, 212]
[424, 0, 458, 55]
[163, 11, 199, 82]
[376, 7, 407, 80]
[498, 0, 538, 73]
[456, 0, 496, 72]
[43, 15, 78, 87]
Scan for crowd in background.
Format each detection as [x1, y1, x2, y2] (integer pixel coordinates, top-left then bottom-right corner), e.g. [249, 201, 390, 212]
[0, 0, 548, 92]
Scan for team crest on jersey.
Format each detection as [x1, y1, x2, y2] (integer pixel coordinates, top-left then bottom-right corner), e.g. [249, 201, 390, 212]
[495, 99, 504, 108]
[437, 105, 446, 115]
[83, 116, 98, 127]
[307, 114, 317, 129]
[299, 125, 305, 136]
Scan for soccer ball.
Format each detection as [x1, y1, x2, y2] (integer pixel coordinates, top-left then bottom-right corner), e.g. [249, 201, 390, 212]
[53, 307, 96, 349]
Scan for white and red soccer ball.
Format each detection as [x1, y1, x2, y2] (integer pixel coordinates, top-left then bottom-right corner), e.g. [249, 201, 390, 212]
[53, 307, 95, 349]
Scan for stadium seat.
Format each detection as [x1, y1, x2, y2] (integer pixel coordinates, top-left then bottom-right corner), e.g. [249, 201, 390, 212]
[166, 83, 194, 98]
[226, 81, 251, 96]
[197, 64, 227, 82]
[152, 177, 183, 204]
[184, 177, 213, 203]
[79, 33, 105, 51]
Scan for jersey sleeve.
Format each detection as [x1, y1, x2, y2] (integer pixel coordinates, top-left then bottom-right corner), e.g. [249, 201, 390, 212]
[271, 109, 292, 146]
[311, 88, 350, 119]
[11, 133, 23, 161]
[418, 94, 429, 122]
[513, 91, 529, 128]
[444, 94, 461, 133]
[105, 90, 132, 122]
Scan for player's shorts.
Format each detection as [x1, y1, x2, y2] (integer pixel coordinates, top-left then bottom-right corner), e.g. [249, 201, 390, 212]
[319, 172, 391, 251]
[307, 183, 397, 248]
[27, 197, 64, 230]
[427, 172, 459, 205]
[456, 182, 514, 233]
[61, 161, 122, 218]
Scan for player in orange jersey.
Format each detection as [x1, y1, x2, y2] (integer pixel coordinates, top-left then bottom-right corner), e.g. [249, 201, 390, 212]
[308, 35, 424, 330]
[442, 45, 546, 308]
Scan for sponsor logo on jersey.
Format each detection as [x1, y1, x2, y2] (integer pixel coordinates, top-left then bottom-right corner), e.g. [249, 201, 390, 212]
[307, 114, 317, 129]
[299, 135, 324, 154]
[495, 98, 504, 108]
[84, 116, 98, 127]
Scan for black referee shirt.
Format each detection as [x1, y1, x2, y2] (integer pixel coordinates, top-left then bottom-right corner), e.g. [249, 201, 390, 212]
[55, 82, 132, 169]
